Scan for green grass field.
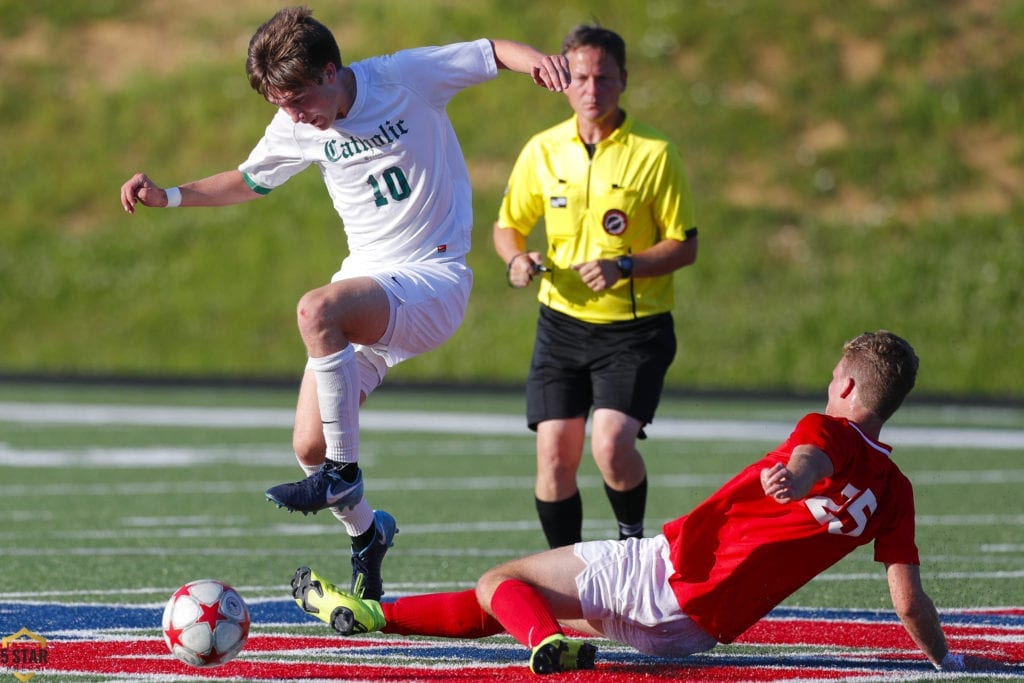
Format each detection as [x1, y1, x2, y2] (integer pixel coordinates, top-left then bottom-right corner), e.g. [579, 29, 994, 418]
[2, 381, 1022, 608]
[1, 383, 1022, 681]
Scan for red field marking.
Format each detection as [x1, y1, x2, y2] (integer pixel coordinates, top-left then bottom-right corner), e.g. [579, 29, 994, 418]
[13, 637, 887, 682]
[740, 613, 1024, 662]
[22, 614, 1022, 682]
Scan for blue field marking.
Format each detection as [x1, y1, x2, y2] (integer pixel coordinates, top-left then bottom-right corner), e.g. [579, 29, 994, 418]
[0, 598, 307, 637]
[3, 599, 1021, 641]
[1, 602, 156, 634]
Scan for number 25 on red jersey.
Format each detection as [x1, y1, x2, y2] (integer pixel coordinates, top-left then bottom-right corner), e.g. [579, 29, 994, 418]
[804, 484, 878, 537]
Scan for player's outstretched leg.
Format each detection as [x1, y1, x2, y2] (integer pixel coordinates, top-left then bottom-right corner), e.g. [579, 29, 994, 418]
[351, 509, 398, 601]
[265, 460, 363, 515]
[529, 634, 598, 674]
[291, 566, 387, 635]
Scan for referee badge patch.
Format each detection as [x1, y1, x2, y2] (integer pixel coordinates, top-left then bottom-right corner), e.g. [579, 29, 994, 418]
[602, 209, 628, 235]
[550, 196, 568, 208]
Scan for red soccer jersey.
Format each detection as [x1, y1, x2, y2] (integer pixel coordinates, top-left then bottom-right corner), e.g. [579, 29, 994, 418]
[663, 413, 919, 643]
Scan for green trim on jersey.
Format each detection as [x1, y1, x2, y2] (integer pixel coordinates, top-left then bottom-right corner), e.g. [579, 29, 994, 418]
[242, 172, 273, 196]
[498, 114, 695, 324]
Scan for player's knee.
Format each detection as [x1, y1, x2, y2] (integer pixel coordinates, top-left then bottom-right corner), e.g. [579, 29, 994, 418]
[474, 570, 503, 610]
[537, 452, 578, 486]
[590, 426, 636, 459]
[593, 447, 645, 488]
[295, 290, 331, 336]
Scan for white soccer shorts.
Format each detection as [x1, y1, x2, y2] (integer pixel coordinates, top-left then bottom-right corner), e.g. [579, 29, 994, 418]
[331, 259, 472, 397]
[574, 534, 718, 658]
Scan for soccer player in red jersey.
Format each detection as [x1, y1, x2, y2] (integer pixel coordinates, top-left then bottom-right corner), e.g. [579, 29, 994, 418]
[292, 330, 1004, 674]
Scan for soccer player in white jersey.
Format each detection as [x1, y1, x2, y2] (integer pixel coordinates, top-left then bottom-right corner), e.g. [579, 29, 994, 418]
[119, 6, 570, 602]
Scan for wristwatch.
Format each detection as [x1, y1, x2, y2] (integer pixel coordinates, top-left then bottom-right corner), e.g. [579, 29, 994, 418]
[616, 255, 634, 278]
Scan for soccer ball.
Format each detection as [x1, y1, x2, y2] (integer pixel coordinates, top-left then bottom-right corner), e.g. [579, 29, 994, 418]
[162, 579, 250, 668]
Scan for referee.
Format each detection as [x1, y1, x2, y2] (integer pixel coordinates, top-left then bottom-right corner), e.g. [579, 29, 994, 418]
[494, 24, 699, 548]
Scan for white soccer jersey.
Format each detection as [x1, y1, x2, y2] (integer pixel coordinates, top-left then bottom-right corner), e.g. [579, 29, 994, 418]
[239, 39, 498, 269]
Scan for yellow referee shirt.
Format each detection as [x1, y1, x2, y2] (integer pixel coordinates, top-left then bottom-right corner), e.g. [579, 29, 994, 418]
[498, 114, 695, 323]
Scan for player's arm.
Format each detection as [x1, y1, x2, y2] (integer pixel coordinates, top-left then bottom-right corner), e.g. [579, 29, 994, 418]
[886, 562, 1007, 672]
[760, 444, 834, 504]
[886, 562, 950, 668]
[494, 223, 543, 288]
[885, 562, 1006, 671]
[121, 170, 262, 214]
[488, 39, 570, 91]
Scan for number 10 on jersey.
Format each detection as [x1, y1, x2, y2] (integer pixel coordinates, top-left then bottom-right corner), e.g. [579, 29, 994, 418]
[367, 167, 411, 207]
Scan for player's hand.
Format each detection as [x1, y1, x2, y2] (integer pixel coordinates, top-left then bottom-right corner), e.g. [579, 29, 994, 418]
[572, 259, 618, 292]
[120, 172, 169, 214]
[760, 463, 795, 503]
[531, 54, 571, 92]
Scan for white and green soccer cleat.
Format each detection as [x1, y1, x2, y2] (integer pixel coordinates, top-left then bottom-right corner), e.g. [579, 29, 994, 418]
[291, 566, 386, 635]
[529, 634, 598, 674]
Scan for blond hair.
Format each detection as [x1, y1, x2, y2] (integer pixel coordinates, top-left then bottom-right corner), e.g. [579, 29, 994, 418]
[842, 330, 919, 421]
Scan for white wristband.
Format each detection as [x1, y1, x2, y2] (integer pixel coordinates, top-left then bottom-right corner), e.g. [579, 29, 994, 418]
[165, 186, 182, 208]
[937, 651, 965, 671]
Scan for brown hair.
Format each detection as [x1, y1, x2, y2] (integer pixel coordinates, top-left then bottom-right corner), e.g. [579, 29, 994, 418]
[842, 330, 919, 421]
[245, 6, 342, 99]
[562, 24, 626, 71]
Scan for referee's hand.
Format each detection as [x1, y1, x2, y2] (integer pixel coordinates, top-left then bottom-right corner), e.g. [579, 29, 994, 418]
[573, 259, 619, 292]
[507, 252, 545, 288]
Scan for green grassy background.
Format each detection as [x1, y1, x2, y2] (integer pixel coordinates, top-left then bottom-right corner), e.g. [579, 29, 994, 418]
[1, 0, 1022, 398]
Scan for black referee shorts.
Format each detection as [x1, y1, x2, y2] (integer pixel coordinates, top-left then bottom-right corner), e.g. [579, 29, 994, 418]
[526, 305, 677, 432]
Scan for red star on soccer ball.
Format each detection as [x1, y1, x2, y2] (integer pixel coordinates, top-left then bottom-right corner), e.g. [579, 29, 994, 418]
[164, 624, 186, 649]
[196, 601, 226, 630]
[171, 585, 193, 600]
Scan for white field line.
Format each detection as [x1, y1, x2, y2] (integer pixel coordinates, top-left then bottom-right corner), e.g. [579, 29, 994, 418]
[5, 514, 1024, 546]
[1, 401, 1023, 449]
[3, 467, 1024, 492]
[0, 584, 471, 602]
[15, 515, 1024, 539]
